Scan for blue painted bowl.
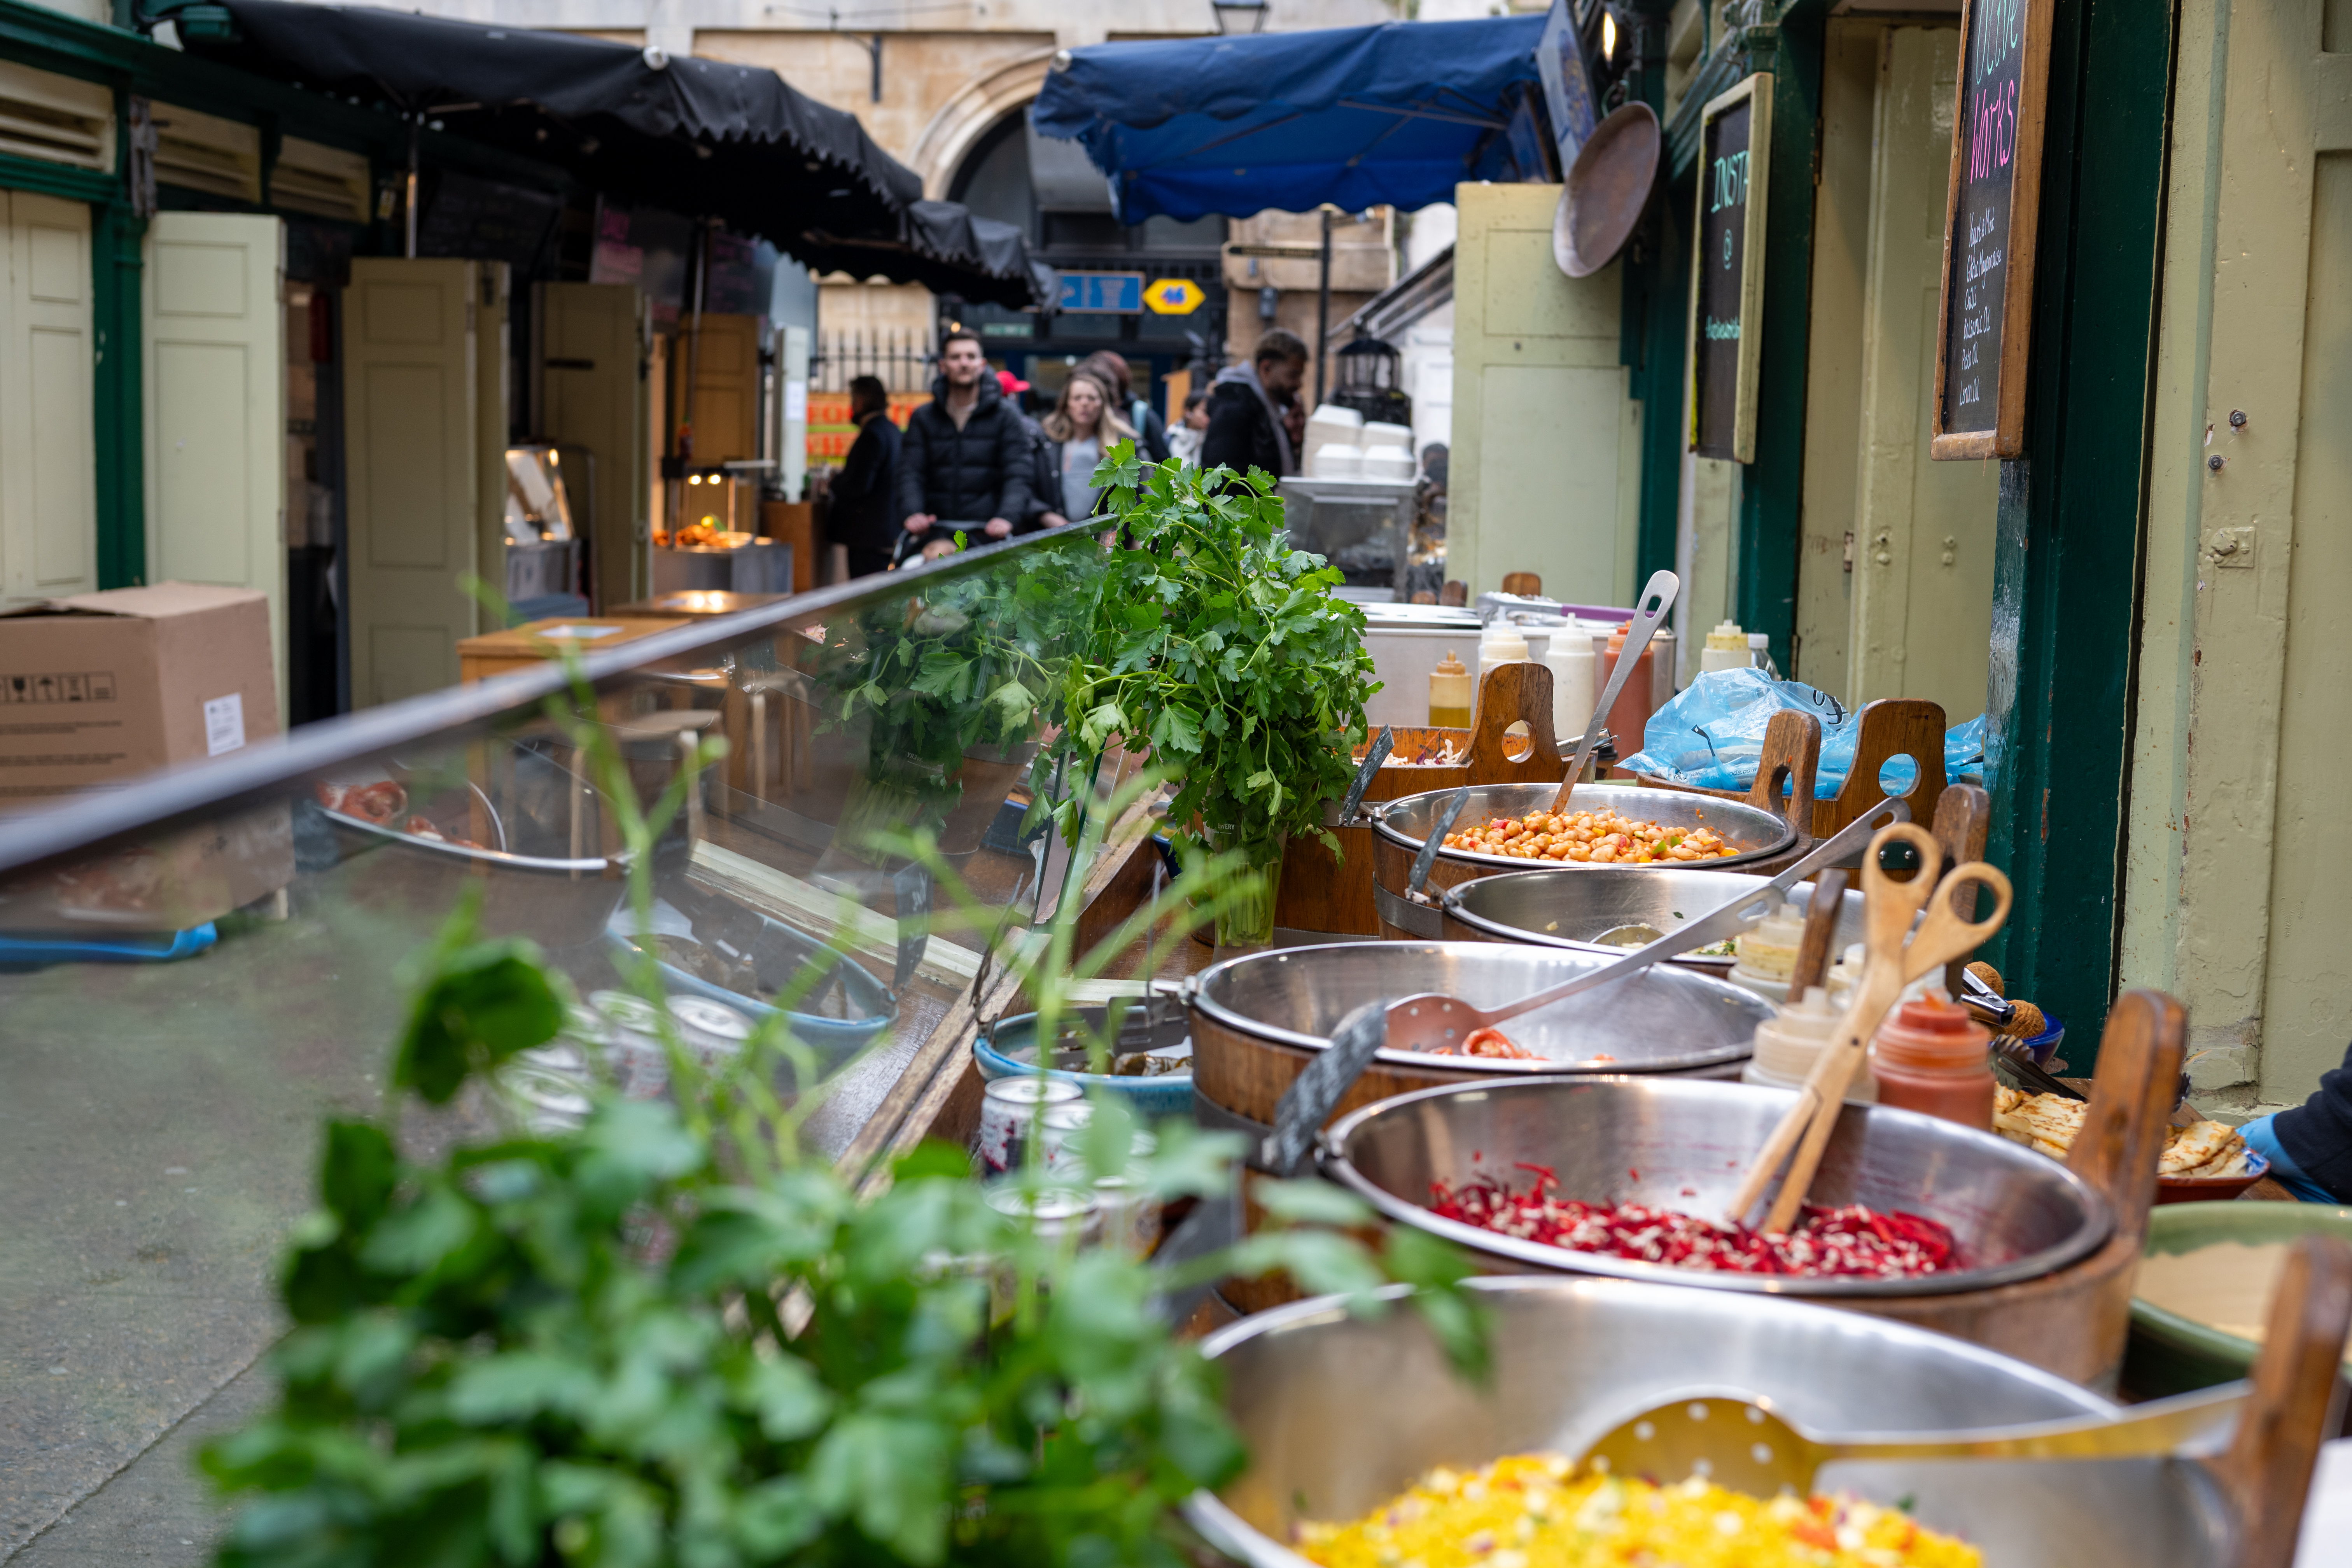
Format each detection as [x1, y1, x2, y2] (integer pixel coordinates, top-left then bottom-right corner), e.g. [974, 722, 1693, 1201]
[975, 1005, 1195, 1118]
[606, 911, 896, 1074]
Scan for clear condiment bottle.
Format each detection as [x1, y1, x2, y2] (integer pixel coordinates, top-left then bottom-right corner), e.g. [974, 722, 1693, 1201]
[1726, 901, 1809, 1005]
[1868, 991, 1996, 1130]
[1477, 620, 1530, 679]
[1429, 648, 1472, 729]
[1743, 985, 1877, 1102]
[1700, 619, 1749, 674]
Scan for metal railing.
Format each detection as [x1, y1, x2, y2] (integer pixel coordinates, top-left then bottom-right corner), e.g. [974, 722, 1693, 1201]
[810, 327, 935, 394]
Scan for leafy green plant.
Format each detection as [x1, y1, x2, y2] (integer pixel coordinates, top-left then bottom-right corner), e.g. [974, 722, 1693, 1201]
[201, 635, 1479, 1568]
[1050, 447, 1379, 945]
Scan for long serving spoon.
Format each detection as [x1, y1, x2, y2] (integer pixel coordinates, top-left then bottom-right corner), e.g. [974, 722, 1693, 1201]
[1254, 798, 1910, 1177]
[1548, 569, 1679, 816]
[1578, 1384, 2247, 1500]
[1382, 798, 1911, 1057]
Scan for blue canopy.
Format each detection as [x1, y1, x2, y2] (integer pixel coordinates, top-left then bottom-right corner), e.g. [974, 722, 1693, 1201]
[1030, 16, 1551, 222]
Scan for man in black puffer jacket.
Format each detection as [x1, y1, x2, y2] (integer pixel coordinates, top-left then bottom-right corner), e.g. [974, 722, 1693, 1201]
[892, 329, 1032, 558]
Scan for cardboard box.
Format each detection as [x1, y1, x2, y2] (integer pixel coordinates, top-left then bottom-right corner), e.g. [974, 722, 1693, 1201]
[0, 583, 292, 930]
[0, 582, 280, 801]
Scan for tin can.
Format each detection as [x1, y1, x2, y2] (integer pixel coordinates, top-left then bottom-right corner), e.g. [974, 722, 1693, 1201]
[975, 1077, 1082, 1176]
[497, 1051, 594, 1134]
[982, 1183, 1102, 1246]
[1090, 1169, 1162, 1259]
[667, 995, 754, 1072]
[585, 989, 671, 1099]
[1034, 1110, 1161, 1256]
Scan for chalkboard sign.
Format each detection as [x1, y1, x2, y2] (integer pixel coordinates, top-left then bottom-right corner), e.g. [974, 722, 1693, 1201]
[1932, 0, 2053, 459]
[1685, 73, 1773, 463]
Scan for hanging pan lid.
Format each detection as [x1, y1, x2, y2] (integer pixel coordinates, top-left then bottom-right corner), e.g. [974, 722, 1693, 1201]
[1554, 100, 1663, 279]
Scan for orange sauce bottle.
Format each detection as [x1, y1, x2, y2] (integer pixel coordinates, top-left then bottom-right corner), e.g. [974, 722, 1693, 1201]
[1868, 992, 1996, 1131]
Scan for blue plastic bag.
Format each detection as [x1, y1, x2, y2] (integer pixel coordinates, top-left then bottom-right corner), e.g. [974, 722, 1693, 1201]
[1619, 669, 1985, 799]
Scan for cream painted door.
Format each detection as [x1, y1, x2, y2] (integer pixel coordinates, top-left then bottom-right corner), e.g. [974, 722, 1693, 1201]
[2124, 0, 2352, 1101]
[343, 258, 479, 706]
[474, 262, 509, 608]
[539, 281, 648, 609]
[144, 212, 288, 713]
[1848, 25, 1998, 720]
[0, 191, 96, 607]
[670, 312, 760, 464]
[1449, 182, 1642, 603]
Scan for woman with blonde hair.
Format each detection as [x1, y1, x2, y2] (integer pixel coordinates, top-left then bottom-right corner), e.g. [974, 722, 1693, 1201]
[1037, 366, 1135, 528]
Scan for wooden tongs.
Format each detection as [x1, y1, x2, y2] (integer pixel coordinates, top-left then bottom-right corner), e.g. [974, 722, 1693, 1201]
[1727, 821, 2014, 1234]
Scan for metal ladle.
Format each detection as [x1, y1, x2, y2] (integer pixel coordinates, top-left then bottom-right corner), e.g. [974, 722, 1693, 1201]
[1579, 1384, 2245, 1500]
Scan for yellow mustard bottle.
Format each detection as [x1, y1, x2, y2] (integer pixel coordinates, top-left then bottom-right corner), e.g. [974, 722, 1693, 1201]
[1429, 648, 1472, 730]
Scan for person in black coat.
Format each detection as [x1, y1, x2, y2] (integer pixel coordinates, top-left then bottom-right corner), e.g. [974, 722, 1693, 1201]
[829, 375, 901, 578]
[2241, 1044, 2352, 1203]
[893, 329, 1031, 557]
[1200, 327, 1309, 480]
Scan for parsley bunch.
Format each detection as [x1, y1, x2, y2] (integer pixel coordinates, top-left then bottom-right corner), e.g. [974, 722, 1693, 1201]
[1057, 448, 1378, 900]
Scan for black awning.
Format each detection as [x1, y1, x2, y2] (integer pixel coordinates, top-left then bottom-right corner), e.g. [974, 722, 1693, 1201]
[173, 0, 1047, 306]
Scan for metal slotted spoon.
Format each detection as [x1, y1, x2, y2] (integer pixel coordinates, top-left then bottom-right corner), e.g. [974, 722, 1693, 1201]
[1580, 1385, 2248, 1499]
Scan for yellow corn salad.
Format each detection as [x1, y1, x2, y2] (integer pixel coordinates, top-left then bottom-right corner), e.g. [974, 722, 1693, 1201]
[1296, 1454, 1981, 1568]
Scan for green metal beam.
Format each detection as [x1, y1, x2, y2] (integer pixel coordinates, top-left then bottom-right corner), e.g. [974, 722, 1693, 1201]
[1731, 4, 1825, 670]
[92, 194, 143, 589]
[1981, 0, 2177, 1063]
[0, 149, 114, 203]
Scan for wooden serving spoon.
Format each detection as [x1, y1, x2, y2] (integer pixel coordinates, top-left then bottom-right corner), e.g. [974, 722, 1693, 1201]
[1726, 821, 2012, 1234]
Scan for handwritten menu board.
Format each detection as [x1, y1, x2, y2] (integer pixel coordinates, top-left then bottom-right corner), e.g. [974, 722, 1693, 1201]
[1686, 74, 1773, 464]
[1932, 0, 2052, 459]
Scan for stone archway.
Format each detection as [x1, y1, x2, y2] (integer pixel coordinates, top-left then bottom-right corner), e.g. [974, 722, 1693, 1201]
[907, 48, 1057, 199]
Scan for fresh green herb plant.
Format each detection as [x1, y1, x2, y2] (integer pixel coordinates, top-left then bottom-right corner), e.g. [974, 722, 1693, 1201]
[1050, 447, 1379, 944]
[201, 639, 1478, 1568]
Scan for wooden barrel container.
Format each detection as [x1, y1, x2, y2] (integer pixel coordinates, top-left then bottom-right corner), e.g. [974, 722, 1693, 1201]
[1189, 939, 1770, 1314]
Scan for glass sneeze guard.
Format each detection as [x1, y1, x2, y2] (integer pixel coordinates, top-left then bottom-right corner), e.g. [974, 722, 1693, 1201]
[0, 528, 1114, 1556]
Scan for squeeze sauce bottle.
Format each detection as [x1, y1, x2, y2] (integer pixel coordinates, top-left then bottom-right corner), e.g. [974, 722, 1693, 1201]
[1601, 621, 1656, 765]
[1428, 649, 1472, 730]
[1868, 992, 1996, 1131]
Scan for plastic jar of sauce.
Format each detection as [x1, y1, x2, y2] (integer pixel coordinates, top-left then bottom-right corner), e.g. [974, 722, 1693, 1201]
[1726, 901, 1808, 1005]
[1742, 985, 1876, 1102]
[1868, 992, 1995, 1130]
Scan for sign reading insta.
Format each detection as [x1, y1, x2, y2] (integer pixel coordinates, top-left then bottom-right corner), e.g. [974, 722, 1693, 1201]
[1932, 0, 2052, 460]
[1686, 74, 1772, 464]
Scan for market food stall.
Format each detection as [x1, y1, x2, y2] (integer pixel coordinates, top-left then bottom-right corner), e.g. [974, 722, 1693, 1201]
[0, 516, 2345, 1567]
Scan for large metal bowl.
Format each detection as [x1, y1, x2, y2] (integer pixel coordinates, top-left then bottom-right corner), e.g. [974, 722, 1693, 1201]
[1191, 941, 1773, 1076]
[1371, 782, 1797, 936]
[1186, 1276, 2236, 1568]
[1375, 781, 1797, 873]
[1320, 1076, 2113, 1295]
[1443, 864, 1865, 968]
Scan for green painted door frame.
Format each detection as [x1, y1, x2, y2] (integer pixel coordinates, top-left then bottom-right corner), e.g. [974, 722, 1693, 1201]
[1731, 5, 1825, 673]
[1981, 0, 2177, 1060]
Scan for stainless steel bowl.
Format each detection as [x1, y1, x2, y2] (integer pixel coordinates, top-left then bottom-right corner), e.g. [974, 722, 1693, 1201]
[1190, 941, 1773, 1075]
[1443, 865, 1864, 967]
[1374, 781, 1797, 875]
[1186, 1276, 2235, 1568]
[1320, 1076, 2112, 1295]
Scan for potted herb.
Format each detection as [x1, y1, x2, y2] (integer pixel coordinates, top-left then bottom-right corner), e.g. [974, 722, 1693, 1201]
[1054, 448, 1378, 947]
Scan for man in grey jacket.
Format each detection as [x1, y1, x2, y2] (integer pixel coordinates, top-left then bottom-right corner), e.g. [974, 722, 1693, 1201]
[893, 330, 1031, 556]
